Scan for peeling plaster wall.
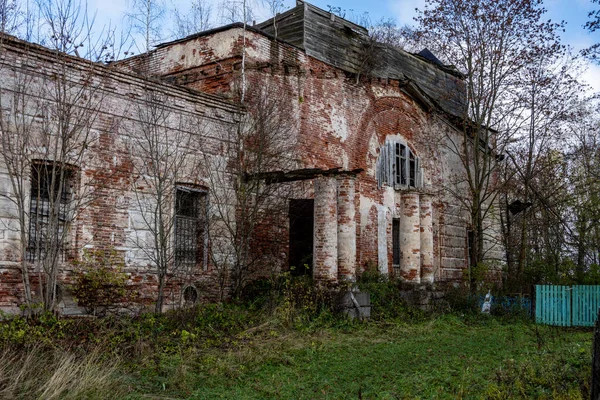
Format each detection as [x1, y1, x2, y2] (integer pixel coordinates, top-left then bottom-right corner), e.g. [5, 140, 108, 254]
[0, 37, 241, 313]
[337, 175, 356, 281]
[119, 26, 506, 285]
[0, 24, 508, 314]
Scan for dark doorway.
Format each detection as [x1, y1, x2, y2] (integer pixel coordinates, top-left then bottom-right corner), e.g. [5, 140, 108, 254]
[289, 199, 314, 276]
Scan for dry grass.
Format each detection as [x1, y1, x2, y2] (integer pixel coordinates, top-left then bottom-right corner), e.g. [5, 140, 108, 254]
[0, 344, 123, 399]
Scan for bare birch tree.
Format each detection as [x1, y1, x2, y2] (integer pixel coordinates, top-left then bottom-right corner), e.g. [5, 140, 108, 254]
[260, 0, 284, 38]
[501, 50, 585, 289]
[127, 88, 204, 313]
[171, 0, 212, 39]
[204, 81, 296, 299]
[0, 47, 38, 310]
[0, 0, 20, 33]
[0, 0, 112, 311]
[126, 0, 166, 53]
[584, 0, 600, 63]
[219, 0, 255, 26]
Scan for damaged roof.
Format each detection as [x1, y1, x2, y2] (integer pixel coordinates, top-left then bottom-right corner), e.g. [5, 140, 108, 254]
[256, 0, 467, 118]
[153, 1, 467, 119]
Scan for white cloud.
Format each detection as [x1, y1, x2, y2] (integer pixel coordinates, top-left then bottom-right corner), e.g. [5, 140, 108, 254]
[581, 61, 600, 94]
[388, 0, 424, 26]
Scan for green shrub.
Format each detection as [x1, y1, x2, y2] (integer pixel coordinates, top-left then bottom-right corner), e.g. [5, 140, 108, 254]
[240, 277, 275, 310]
[194, 303, 254, 336]
[442, 284, 480, 314]
[71, 249, 134, 316]
[356, 268, 424, 321]
[486, 343, 590, 398]
[0, 311, 75, 346]
[274, 272, 347, 329]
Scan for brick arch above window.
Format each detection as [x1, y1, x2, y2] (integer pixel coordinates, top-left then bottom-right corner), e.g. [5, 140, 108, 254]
[351, 95, 427, 171]
[376, 136, 423, 190]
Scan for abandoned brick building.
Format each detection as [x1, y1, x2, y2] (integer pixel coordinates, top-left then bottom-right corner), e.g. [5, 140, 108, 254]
[0, 1, 502, 314]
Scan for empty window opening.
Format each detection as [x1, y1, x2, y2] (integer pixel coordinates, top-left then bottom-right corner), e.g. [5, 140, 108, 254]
[27, 161, 76, 262]
[174, 187, 207, 270]
[467, 229, 476, 268]
[392, 218, 400, 277]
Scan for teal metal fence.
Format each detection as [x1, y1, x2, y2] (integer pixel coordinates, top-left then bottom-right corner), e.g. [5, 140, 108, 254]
[536, 285, 600, 327]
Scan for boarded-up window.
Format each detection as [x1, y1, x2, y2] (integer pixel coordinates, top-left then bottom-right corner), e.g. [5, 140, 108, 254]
[174, 187, 207, 270]
[377, 138, 422, 189]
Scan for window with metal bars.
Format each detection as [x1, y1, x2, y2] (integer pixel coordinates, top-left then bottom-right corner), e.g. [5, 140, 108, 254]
[377, 138, 422, 189]
[174, 187, 207, 270]
[27, 161, 75, 262]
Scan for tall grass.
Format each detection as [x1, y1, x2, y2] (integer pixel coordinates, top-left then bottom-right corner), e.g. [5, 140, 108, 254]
[0, 344, 122, 399]
[0, 277, 591, 399]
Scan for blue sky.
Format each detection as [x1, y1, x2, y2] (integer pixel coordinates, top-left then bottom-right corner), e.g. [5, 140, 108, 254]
[88, 0, 599, 51]
[296, 0, 599, 55]
[88, 0, 600, 89]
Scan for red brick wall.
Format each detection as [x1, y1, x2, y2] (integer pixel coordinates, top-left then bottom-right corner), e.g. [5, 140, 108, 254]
[0, 36, 241, 313]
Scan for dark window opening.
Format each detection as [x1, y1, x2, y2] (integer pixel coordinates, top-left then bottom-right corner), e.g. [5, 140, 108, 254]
[401, 144, 407, 185]
[392, 218, 400, 276]
[394, 143, 408, 186]
[467, 229, 476, 268]
[289, 199, 314, 276]
[27, 161, 75, 262]
[175, 187, 207, 270]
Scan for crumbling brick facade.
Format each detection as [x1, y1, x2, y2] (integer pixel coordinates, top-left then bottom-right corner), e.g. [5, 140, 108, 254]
[0, 37, 241, 314]
[0, 1, 504, 315]
[115, 2, 504, 288]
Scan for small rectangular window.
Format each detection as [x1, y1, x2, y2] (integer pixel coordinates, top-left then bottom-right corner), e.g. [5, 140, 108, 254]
[174, 187, 207, 270]
[467, 229, 475, 268]
[27, 161, 75, 262]
[392, 218, 400, 275]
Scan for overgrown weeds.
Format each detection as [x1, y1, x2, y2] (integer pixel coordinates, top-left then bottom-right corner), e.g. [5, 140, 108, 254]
[0, 344, 122, 399]
[0, 274, 593, 399]
[356, 268, 425, 321]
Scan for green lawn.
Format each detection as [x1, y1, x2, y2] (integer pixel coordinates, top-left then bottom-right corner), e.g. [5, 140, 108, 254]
[122, 316, 592, 399]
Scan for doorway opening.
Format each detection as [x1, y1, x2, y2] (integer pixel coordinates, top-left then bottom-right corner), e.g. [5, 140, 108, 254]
[288, 199, 314, 276]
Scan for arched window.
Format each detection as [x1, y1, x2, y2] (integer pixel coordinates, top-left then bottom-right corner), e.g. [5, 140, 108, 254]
[376, 138, 422, 189]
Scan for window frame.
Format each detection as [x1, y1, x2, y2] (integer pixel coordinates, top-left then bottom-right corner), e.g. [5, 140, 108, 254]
[27, 160, 77, 263]
[377, 138, 422, 190]
[173, 185, 208, 271]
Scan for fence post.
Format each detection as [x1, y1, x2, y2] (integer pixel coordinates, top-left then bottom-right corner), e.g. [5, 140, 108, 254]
[591, 307, 600, 400]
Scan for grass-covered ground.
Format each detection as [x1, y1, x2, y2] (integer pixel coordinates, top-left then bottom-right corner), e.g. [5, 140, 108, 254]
[121, 316, 590, 399]
[0, 278, 593, 399]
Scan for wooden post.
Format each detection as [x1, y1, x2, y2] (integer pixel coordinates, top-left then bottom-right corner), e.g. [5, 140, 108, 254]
[591, 307, 600, 400]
